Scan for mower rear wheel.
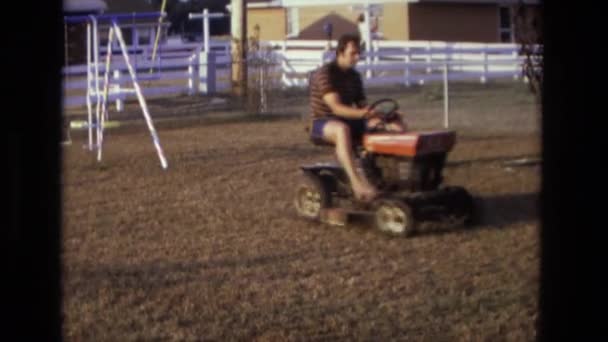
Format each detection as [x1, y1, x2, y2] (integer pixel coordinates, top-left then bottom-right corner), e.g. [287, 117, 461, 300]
[294, 175, 332, 220]
[373, 199, 416, 237]
[444, 186, 478, 226]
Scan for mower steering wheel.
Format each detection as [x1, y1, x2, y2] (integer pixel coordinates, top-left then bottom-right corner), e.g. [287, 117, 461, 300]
[366, 98, 400, 123]
[365, 99, 400, 133]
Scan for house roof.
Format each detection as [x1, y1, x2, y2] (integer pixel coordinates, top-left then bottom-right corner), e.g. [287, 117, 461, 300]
[226, 0, 282, 10]
[282, 0, 414, 6]
[280, 0, 539, 6]
[415, 0, 540, 4]
[63, 0, 107, 13]
[248, 0, 279, 3]
[247, 1, 283, 9]
[102, 0, 157, 13]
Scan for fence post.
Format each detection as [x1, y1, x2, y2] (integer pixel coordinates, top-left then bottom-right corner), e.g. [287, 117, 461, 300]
[188, 60, 194, 95]
[281, 41, 288, 88]
[443, 62, 449, 128]
[199, 50, 216, 94]
[403, 47, 411, 87]
[373, 40, 379, 65]
[512, 48, 519, 81]
[426, 41, 432, 74]
[364, 40, 376, 79]
[113, 69, 123, 112]
[403, 57, 410, 87]
[132, 25, 139, 55]
[481, 50, 488, 84]
[446, 42, 453, 67]
[148, 27, 154, 46]
[188, 50, 200, 95]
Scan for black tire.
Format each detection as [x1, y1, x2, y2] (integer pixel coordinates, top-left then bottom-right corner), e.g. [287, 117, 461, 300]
[294, 174, 332, 220]
[444, 186, 479, 227]
[466, 195, 483, 226]
[373, 199, 416, 237]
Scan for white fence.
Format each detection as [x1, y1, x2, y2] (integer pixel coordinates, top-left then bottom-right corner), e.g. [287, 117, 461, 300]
[62, 38, 538, 109]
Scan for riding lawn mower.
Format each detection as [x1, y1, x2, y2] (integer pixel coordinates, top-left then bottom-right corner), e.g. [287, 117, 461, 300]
[294, 98, 479, 237]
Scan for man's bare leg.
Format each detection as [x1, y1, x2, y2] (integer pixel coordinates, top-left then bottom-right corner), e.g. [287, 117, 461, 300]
[322, 121, 378, 201]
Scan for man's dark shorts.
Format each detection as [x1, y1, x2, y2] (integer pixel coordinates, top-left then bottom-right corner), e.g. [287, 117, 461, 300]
[310, 114, 367, 145]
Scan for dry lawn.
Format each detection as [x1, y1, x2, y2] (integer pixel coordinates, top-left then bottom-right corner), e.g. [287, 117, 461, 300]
[61, 80, 541, 341]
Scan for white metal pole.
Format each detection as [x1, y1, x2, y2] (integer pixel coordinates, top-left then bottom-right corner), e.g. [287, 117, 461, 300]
[112, 21, 168, 170]
[91, 16, 101, 149]
[86, 21, 93, 150]
[189, 10, 226, 48]
[98, 27, 115, 162]
[150, 4, 167, 73]
[364, 1, 372, 79]
[188, 8, 227, 76]
[443, 62, 449, 128]
[113, 70, 123, 111]
[204, 9, 210, 53]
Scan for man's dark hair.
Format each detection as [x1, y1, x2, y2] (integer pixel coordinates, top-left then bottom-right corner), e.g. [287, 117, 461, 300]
[336, 33, 361, 54]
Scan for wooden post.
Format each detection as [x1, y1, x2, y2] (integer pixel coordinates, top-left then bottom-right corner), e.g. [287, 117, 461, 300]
[231, 0, 247, 97]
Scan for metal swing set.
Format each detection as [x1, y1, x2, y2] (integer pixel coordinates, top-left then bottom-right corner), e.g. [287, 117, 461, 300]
[63, 9, 169, 170]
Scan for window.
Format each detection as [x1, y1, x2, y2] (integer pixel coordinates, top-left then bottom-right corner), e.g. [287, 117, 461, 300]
[499, 6, 513, 42]
[286, 7, 299, 38]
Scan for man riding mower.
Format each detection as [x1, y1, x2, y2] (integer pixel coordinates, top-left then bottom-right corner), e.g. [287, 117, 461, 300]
[295, 98, 477, 237]
[294, 33, 476, 237]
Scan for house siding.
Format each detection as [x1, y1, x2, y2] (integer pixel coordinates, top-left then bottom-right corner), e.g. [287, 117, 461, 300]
[298, 5, 359, 39]
[378, 3, 409, 41]
[247, 2, 540, 43]
[248, 8, 287, 40]
[408, 3, 498, 42]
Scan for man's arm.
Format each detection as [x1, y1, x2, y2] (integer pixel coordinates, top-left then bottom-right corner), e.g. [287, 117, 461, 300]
[322, 92, 369, 119]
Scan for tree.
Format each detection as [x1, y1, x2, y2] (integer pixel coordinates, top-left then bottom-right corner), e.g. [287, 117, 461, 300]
[513, 1, 543, 109]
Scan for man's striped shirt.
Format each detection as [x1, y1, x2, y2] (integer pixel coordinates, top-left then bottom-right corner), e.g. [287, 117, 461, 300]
[309, 61, 366, 120]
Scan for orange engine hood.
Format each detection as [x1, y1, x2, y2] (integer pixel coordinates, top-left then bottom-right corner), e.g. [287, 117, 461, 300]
[362, 130, 457, 157]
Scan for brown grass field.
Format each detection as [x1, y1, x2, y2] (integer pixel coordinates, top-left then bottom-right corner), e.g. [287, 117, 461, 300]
[61, 80, 541, 341]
